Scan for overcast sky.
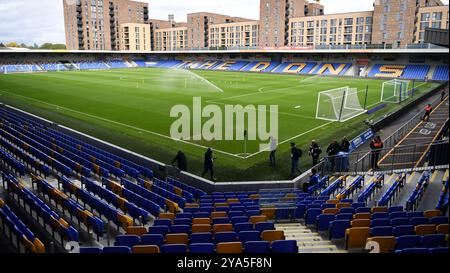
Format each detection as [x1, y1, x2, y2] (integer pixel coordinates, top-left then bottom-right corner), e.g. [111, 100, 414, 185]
[0, 0, 448, 45]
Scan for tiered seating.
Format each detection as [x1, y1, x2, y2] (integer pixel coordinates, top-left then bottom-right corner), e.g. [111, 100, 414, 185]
[75, 61, 109, 70]
[0, 198, 45, 253]
[378, 174, 406, 207]
[335, 176, 364, 201]
[40, 63, 66, 71]
[3, 172, 79, 245]
[271, 62, 317, 74]
[357, 174, 384, 203]
[307, 176, 329, 195]
[435, 173, 448, 214]
[1, 64, 41, 73]
[167, 177, 207, 200]
[108, 61, 128, 69]
[406, 172, 430, 211]
[59, 176, 133, 231]
[31, 174, 105, 239]
[0, 108, 151, 178]
[312, 63, 351, 76]
[320, 176, 345, 197]
[343, 207, 449, 252]
[368, 64, 430, 80]
[432, 65, 449, 81]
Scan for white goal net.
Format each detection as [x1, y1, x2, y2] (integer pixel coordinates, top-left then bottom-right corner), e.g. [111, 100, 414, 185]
[316, 86, 366, 122]
[381, 79, 410, 103]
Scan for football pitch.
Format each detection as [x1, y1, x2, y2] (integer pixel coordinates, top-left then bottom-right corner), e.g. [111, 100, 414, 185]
[0, 68, 439, 181]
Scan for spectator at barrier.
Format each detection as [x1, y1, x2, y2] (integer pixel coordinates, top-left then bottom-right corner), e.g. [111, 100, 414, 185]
[326, 140, 340, 171]
[309, 140, 322, 167]
[269, 136, 278, 166]
[303, 168, 319, 193]
[423, 104, 433, 122]
[441, 90, 446, 102]
[340, 137, 350, 153]
[370, 136, 384, 170]
[172, 151, 187, 172]
[201, 148, 216, 181]
[290, 142, 303, 177]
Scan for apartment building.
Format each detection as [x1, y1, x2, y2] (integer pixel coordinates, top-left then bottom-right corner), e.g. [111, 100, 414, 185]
[209, 21, 259, 48]
[154, 25, 189, 51]
[259, 0, 324, 47]
[63, 0, 149, 50]
[120, 23, 150, 51]
[289, 11, 373, 46]
[415, 5, 449, 43]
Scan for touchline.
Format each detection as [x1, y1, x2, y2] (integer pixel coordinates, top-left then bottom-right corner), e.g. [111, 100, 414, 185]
[170, 97, 278, 150]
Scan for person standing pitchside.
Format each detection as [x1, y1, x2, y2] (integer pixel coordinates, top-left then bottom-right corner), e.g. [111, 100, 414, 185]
[290, 142, 303, 177]
[269, 136, 278, 166]
[201, 148, 216, 181]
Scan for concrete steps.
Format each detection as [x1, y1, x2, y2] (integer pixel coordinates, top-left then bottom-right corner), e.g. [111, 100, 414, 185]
[417, 169, 447, 211]
[276, 223, 347, 253]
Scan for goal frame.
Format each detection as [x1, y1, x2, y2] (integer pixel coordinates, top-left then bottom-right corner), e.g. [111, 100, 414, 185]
[316, 86, 367, 123]
[381, 79, 411, 104]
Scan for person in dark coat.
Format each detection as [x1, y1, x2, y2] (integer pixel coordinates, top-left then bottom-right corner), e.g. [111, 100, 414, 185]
[172, 151, 187, 171]
[201, 148, 216, 181]
[326, 140, 341, 171]
[309, 140, 322, 167]
[423, 104, 433, 122]
[341, 137, 351, 153]
[290, 142, 303, 177]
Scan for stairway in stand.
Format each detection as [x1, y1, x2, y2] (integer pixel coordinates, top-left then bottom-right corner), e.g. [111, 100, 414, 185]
[276, 223, 348, 253]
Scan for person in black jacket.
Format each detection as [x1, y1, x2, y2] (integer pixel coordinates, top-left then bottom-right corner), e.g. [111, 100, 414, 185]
[326, 140, 341, 171]
[370, 136, 383, 169]
[290, 142, 303, 177]
[172, 151, 187, 171]
[309, 140, 322, 167]
[341, 137, 351, 153]
[201, 148, 216, 181]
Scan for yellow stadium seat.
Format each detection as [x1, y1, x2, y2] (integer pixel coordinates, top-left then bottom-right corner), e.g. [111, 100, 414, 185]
[217, 242, 243, 254]
[371, 207, 388, 213]
[415, 224, 437, 236]
[117, 214, 133, 229]
[0, 199, 5, 208]
[354, 213, 371, 220]
[366, 236, 396, 253]
[424, 210, 441, 218]
[351, 219, 371, 228]
[336, 203, 351, 210]
[437, 224, 449, 234]
[165, 233, 189, 245]
[250, 215, 268, 225]
[126, 226, 148, 236]
[345, 227, 370, 249]
[227, 198, 240, 204]
[261, 207, 276, 221]
[211, 211, 227, 219]
[193, 218, 211, 225]
[262, 230, 285, 243]
[249, 194, 261, 200]
[326, 199, 339, 205]
[33, 238, 45, 253]
[132, 245, 160, 254]
[159, 213, 175, 221]
[174, 187, 183, 197]
[191, 224, 212, 233]
[323, 208, 339, 215]
[165, 200, 179, 214]
[185, 203, 199, 209]
[213, 224, 233, 233]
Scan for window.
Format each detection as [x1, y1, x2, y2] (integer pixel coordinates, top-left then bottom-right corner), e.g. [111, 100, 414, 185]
[432, 12, 442, 21]
[383, 5, 389, 13]
[356, 17, 364, 25]
[421, 13, 430, 21]
[344, 18, 353, 25]
[366, 17, 372, 25]
[431, 21, 441, 28]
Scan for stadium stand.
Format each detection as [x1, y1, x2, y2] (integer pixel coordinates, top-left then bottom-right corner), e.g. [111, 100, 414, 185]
[368, 64, 431, 80]
[433, 65, 450, 81]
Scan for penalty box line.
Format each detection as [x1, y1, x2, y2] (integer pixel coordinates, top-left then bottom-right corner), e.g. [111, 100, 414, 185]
[0, 89, 247, 160]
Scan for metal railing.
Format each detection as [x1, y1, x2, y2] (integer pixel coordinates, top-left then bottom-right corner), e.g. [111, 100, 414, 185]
[312, 140, 449, 177]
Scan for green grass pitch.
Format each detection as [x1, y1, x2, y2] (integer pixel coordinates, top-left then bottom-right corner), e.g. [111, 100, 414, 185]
[0, 68, 439, 181]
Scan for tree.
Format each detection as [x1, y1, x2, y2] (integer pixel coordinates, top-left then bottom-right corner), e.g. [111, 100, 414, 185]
[39, 43, 66, 50]
[6, 42, 19, 48]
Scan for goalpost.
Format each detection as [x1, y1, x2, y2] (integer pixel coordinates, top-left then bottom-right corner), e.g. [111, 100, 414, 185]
[381, 79, 411, 103]
[316, 86, 367, 122]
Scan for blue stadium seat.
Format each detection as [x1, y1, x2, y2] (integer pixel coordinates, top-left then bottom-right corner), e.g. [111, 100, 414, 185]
[148, 226, 170, 236]
[103, 246, 131, 253]
[255, 222, 275, 233]
[141, 234, 165, 247]
[238, 231, 261, 243]
[429, 247, 449, 253]
[189, 243, 215, 254]
[421, 234, 446, 248]
[215, 232, 238, 243]
[429, 216, 448, 225]
[174, 218, 192, 226]
[160, 244, 187, 253]
[371, 219, 391, 227]
[170, 225, 191, 234]
[317, 214, 336, 232]
[234, 222, 253, 233]
[80, 247, 103, 254]
[244, 241, 271, 253]
[329, 220, 351, 239]
[396, 248, 429, 254]
[391, 218, 411, 227]
[154, 219, 172, 227]
[115, 235, 141, 247]
[271, 240, 299, 253]
[394, 225, 415, 237]
[371, 226, 394, 237]
[190, 233, 213, 244]
[396, 235, 421, 250]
